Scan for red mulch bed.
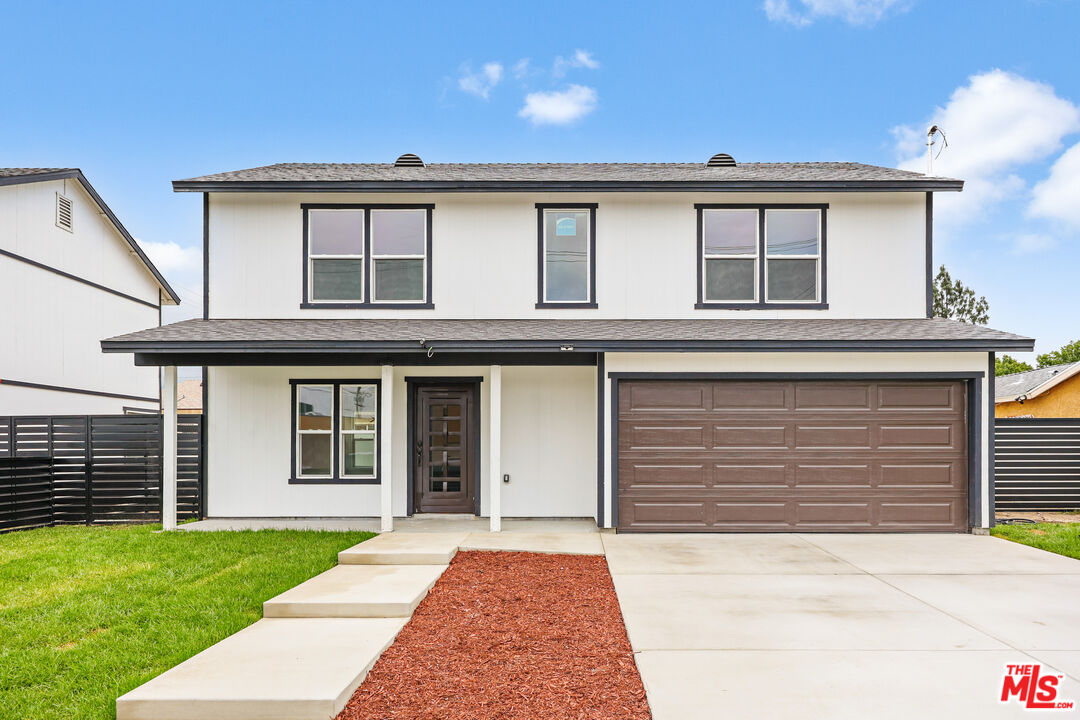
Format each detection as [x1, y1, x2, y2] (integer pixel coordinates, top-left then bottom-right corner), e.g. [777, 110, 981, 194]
[335, 551, 652, 720]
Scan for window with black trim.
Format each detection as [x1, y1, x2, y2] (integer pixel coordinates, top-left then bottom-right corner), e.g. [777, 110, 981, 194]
[696, 204, 827, 309]
[536, 203, 597, 308]
[291, 380, 379, 483]
[302, 204, 433, 308]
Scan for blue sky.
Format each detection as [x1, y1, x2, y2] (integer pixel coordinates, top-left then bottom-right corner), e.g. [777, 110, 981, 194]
[2, 0, 1078, 364]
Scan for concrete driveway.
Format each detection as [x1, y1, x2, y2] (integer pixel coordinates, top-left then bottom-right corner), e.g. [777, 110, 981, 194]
[603, 533, 1080, 719]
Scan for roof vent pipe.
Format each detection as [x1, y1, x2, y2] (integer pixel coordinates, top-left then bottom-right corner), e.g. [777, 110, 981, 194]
[394, 153, 425, 167]
[706, 153, 736, 167]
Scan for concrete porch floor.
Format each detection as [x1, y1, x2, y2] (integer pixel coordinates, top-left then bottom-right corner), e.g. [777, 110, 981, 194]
[179, 515, 600, 534]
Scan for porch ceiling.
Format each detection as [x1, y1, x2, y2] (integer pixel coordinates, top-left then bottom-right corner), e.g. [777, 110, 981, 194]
[101, 318, 1034, 366]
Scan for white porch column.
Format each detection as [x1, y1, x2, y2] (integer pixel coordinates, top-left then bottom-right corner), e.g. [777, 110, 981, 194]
[489, 365, 502, 532]
[162, 365, 178, 531]
[380, 364, 394, 532]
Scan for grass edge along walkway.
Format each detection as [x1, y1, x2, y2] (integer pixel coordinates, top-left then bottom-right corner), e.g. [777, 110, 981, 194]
[0, 524, 374, 720]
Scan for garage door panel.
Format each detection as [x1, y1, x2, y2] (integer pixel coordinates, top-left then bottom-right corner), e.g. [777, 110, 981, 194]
[714, 425, 788, 448]
[879, 500, 963, 527]
[620, 422, 706, 450]
[795, 502, 872, 526]
[795, 383, 871, 410]
[713, 383, 790, 410]
[713, 464, 789, 487]
[879, 424, 956, 448]
[795, 425, 872, 449]
[617, 379, 968, 533]
[621, 463, 708, 489]
[878, 383, 959, 411]
[618, 499, 708, 529]
[714, 502, 789, 527]
[794, 464, 872, 487]
[624, 383, 708, 412]
[879, 463, 960, 488]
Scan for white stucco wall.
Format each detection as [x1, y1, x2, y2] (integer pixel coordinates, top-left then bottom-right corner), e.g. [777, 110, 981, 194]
[206, 191, 928, 320]
[602, 352, 993, 529]
[205, 364, 597, 518]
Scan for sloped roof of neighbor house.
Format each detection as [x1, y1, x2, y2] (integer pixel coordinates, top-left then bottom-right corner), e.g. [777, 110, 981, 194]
[996, 361, 1080, 402]
[0, 168, 180, 305]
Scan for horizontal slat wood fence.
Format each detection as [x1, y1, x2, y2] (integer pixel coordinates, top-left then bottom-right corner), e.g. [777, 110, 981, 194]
[0, 414, 203, 533]
[995, 418, 1080, 512]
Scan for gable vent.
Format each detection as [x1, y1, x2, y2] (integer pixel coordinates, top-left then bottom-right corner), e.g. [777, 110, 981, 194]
[394, 153, 425, 168]
[706, 153, 736, 168]
[55, 192, 73, 232]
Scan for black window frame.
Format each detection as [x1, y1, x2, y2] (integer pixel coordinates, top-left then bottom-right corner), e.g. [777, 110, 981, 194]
[289, 378, 382, 485]
[695, 203, 828, 310]
[535, 203, 598, 309]
[301, 203, 434, 309]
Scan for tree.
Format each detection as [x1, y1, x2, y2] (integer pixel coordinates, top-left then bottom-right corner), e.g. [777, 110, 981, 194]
[1037, 339, 1080, 368]
[995, 355, 1033, 376]
[932, 265, 989, 325]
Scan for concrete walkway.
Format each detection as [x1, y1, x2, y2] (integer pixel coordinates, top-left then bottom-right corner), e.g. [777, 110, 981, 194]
[117, 523, 602, 720]
[179, 516, 599, 533]
[605, 533, 1080, 719]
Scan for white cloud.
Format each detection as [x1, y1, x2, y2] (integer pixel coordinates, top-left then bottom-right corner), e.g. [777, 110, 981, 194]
[764, 0, 906, 26]
[512, 58, 531, 80]
[553, 49, 599, 77]
[1030, 142, 1080, 227]
[518, 85, 598, 126]
[1011, 233, 1057, 255]
[458, 62, 503, 100]
[893, 69, 1080, 224]
[140, 239, 201, 275]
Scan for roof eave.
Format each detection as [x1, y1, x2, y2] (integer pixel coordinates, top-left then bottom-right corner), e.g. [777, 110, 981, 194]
[172, 179, 965, 194]
[102, 335, 1033, 356]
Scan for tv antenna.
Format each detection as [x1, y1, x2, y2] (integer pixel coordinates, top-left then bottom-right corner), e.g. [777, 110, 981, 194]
[926, 125, 948, 175]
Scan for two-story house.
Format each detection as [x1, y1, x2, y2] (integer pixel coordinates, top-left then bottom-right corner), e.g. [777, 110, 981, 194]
[102, 154, 1033, 533]
[1, 168, 178, 414]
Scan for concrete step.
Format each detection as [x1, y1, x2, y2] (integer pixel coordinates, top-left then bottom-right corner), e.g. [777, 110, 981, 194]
[460, 531, 605, 555]
[338, 532, 466, 565]
[116, 617, 406, 720]
[264, 564, 446, 618]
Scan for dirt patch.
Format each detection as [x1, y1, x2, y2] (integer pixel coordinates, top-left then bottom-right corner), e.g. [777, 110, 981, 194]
[336, 551, 651, 720]
[997, 511, 1080, 524]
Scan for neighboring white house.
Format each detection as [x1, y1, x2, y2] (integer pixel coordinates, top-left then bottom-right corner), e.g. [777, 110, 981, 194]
[0, 168, 179, 414]
[103, 154, 1033, 532]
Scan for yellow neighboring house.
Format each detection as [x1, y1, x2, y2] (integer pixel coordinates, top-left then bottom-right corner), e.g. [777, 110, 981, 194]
[176, 379, 202, 414]
[996, 361, 1080, 418]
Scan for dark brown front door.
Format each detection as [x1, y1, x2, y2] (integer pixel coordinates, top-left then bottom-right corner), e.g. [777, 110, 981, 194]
[414, 384, 475, 513]
[617, 379, 969, 533]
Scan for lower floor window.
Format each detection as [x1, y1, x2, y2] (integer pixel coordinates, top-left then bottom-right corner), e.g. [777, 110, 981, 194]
[293, 380, 379, 482]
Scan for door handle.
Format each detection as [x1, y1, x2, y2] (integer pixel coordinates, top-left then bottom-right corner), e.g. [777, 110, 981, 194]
[415, 440, 423, 466]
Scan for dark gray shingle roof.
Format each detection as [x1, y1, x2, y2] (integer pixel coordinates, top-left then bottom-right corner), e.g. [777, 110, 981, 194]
[0, 167, 73, 178]
[996, 361, 1080, 401]
[103, 317, 1032, 353]
[174, 162, 963, 192]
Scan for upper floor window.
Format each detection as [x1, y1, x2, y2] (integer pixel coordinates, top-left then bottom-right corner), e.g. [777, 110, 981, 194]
[536, 203, 597, 308]
[696, 204, 827, 309]
[302, 204, 433, 308]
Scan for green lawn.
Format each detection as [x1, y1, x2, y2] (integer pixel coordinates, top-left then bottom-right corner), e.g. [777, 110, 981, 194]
[991, 522, 1080, 561]
[0, 524, 374, 720]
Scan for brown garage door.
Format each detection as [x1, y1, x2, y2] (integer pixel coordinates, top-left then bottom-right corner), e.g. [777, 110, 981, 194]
[617, 379, 968, 532]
